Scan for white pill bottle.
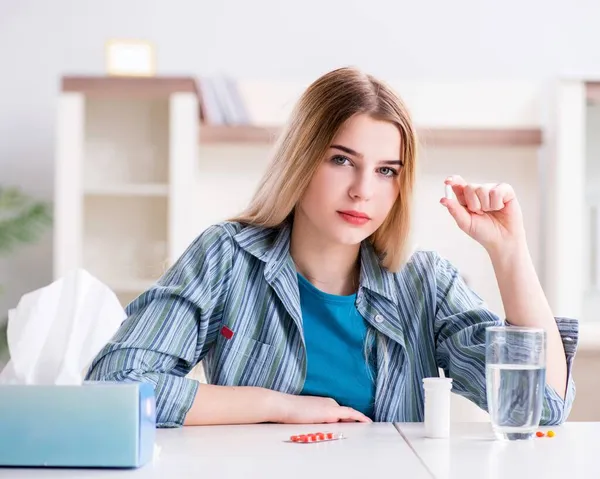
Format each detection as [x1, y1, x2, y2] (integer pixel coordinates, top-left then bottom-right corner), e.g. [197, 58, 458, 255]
[422, 377, 453, 438]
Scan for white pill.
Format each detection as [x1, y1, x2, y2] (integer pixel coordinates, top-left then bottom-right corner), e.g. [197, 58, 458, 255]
[444, 184, 453, 199]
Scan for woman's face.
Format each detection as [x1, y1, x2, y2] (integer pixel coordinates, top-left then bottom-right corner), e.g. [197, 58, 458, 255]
[296, 114, 402, 246]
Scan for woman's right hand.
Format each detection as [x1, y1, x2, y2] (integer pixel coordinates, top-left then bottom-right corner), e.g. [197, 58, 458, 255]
[272, 392, 372, 424]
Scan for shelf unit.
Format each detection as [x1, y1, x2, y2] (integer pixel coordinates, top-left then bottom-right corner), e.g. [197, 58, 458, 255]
[197, 80, 544, 147]
[54, 76, 200, 306]
[544, 79, 600, 325]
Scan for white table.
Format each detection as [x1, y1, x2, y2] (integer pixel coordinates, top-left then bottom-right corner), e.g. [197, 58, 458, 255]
[397, 422, 599, 478]
[0, 423, 430, 478]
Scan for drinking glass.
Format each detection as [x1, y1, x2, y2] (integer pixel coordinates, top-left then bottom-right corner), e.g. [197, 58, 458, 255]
[485, 326, 546, 440]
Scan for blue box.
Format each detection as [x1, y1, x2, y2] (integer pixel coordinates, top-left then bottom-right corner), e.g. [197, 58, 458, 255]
[0, 381, 156, 468]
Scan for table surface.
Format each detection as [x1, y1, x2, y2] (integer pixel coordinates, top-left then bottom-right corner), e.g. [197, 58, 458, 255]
[0, 423, 431, 479]
[397, 421, 597, 478]
[3, 421, 598, 478]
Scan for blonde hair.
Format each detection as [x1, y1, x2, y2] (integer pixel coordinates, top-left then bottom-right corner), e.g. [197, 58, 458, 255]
[231, 66, 418, 272]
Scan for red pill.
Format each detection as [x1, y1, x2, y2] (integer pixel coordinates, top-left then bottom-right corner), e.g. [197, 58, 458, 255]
[289, 431, 344, 443]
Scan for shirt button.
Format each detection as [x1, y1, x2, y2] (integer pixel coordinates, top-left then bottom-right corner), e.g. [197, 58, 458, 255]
[374, 314, 384, 323]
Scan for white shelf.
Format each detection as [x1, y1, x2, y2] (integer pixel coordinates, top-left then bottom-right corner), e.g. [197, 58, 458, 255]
[84, 183, 169, 197]
[54, 77, 200, 307]
[83, 97, 170, 186]
[545, 80, 600, 323]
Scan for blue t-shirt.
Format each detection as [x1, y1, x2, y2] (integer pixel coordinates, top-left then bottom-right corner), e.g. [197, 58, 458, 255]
[297, 273, 376, 418]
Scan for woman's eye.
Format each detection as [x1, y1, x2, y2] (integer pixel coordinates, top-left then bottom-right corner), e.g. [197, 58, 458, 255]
[332, 155, 351, 166]
[379, 167, 398, 177]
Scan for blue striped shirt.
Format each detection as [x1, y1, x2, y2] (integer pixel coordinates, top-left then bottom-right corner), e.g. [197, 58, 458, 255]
[85, 221, 578, 427]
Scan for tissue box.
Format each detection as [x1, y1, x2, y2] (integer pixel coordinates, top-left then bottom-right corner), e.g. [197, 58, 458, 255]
[0, 381, 156, 468]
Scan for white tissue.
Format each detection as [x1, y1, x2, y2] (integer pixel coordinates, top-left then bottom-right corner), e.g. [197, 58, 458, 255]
[0, 269, 126, 385]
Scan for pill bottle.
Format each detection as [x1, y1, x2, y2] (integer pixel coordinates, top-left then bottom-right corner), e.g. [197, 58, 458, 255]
[423, 377, 453, 438]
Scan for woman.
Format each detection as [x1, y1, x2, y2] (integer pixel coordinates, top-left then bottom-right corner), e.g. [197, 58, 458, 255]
[86, 67, 577, 428]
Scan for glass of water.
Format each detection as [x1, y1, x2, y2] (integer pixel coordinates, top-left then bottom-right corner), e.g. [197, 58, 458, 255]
[485, 326, 546, 440]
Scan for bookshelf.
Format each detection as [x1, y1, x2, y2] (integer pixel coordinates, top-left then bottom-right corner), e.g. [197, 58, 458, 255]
[542, 79, 600, 329]
[54, 76, 200, 307]
[197, 78, 544, 147]
[543, 79, 600, 423]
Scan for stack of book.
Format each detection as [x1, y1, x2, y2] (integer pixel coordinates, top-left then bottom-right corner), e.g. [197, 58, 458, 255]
[198, 76, 250, 125]
[198, 76, 307, 128]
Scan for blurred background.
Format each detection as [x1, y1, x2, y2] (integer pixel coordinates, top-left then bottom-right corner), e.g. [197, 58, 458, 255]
[1, 0, 600, 421]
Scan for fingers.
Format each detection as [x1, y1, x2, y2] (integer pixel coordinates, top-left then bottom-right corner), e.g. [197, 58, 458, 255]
[444, 175, 467, 206]
[474, 183, 514, 212]
[445, 176, 514, 214]
[474, 185, 490, 211]
[337, 406, 373, 423]
[296, 396, 373, 424]
[440, 197, 471, 232]
[464, 184, 483, 214]
[489, 183, 515, 208]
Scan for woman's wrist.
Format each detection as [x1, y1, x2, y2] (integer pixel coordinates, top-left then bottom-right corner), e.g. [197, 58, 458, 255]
[486, 236, 529, 267]
[264, 388, 290, 423]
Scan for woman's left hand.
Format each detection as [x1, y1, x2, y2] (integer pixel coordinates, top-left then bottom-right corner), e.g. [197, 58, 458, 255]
[440, 175, 526, 253]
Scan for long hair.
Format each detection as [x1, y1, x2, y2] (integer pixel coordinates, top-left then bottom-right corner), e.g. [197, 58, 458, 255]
[231, 66, 418, 272]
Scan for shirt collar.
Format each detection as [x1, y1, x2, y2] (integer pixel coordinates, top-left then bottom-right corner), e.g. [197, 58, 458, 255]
[233, 222, 396, 302]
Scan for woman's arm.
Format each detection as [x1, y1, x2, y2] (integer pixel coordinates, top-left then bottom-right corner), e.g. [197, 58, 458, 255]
[85, 224, 235, 427]
[438, 175, 578, 421]
[183, 385, 279, 425]
[488, 240, 567, 397]
[441, 176, 570, 397]
[183, 384, 371, 425]
[86, 223, 371, 426]
[433, 254, 578, 425]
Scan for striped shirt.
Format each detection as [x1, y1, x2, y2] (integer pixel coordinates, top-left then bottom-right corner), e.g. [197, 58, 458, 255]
[85, 221, 578, 428]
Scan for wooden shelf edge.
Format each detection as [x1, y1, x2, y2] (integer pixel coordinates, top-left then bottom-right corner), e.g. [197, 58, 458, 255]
[62, 75, 199, 98]
[200, 125, 281, 144]
[84, 183, 169, 197]
[418, 128, 543, 147]
[199, 124, 543, 147]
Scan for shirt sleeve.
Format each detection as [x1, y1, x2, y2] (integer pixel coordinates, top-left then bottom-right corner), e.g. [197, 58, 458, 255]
[432, 254, 579, 426]
[85, 224, 234, 427]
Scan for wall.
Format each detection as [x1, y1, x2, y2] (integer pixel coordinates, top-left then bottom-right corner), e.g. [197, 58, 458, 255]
[3, 0, 600, 317]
